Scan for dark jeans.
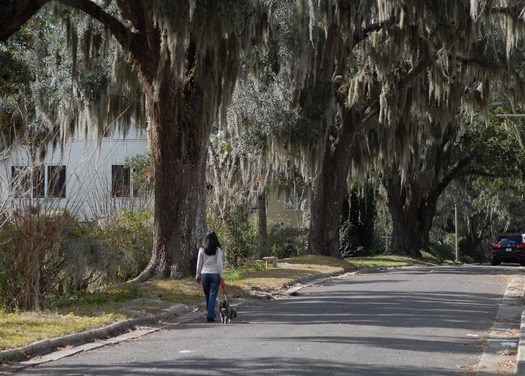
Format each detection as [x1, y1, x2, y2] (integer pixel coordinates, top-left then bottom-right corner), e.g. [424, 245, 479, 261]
[201, 273, 220, 319]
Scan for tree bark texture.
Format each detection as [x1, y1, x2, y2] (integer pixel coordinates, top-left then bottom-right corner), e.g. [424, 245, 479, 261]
[137, 72, 209, 279]
[384, 176, 428, 258]
[307, 143, 348, 258]
[257, 190, 269, 259]
[0, 0, 50, 42]
[303, 15, 353, 258]
[307, 108, 358, 258]
[382, 168, 440, 259]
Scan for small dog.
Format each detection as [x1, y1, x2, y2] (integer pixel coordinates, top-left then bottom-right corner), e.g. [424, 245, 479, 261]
[219, 295, 237, 324]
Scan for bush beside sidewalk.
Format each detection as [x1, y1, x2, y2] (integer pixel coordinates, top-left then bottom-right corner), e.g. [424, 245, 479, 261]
[0, 255, 430, 364]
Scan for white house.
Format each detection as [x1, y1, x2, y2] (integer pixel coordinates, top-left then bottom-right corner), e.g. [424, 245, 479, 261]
[0, 123, 310, 226]
[0, 125, 149, 220]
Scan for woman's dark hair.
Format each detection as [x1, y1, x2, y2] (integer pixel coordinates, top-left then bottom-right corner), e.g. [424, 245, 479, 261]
[203, 231, 221, 256]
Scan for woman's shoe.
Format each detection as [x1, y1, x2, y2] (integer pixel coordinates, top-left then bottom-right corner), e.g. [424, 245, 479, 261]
[206, 317, 215, 322]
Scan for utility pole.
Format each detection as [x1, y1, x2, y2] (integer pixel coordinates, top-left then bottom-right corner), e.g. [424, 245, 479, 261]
[455, 204, 459, 263]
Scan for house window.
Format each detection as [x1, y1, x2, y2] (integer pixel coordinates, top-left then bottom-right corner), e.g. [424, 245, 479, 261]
[33, 167, 45, 198]
[112, 165, 131, 197]
[11, 165, 64, 198]
[47, 165, 66, 198]
[11, 166, 31, 198]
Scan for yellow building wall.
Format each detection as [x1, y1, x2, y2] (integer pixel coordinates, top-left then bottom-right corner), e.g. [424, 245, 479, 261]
[265, 188, 309, 228]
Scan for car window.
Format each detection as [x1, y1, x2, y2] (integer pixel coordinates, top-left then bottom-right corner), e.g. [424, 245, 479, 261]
[496, 235, 523, 245]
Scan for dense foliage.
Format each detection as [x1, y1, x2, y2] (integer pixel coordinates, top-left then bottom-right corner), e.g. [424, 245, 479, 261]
[2, 2, 525, 308]
[0, 209, 153, 312]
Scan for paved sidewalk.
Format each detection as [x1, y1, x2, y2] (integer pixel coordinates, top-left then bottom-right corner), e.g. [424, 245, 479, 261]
[515, 274, 525, 376]
[477, 274, 524, 375]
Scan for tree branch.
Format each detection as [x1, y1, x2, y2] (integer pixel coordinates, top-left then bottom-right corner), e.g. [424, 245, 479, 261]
[437, 155, 471, 195]
[59, 0, 130, 50]
[397, 9, 471, 90]
[59, 0, 155, 81]
[352, 17, 397, 47]
[489, 5, 525, 17]
[0, 0, 50, 42]
[455, 55, 504, 70]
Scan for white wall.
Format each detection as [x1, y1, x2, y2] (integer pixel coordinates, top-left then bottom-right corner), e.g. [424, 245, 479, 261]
[0, 125, 150, 220]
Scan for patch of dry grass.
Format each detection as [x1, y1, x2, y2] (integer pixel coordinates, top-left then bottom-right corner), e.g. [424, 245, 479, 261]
[346, 254, 436, 268]
[0, 280, 208, 352]
[0, 312, 120, 350]
[228, 255, 354, 291]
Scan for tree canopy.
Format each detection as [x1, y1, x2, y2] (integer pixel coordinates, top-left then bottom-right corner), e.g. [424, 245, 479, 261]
[2, 1, 525, 280]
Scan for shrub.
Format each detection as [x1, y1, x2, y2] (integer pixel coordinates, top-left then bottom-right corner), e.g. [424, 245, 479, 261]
[428, 240, 454, 262]
[0, 208, 153, 312]
[0, 209, 75, 310]
[460, 255, 475, 264]
[220, 207, 257, 267]
[267, 223, 308, 259]
[224, 270, 244, 281]
[92, 209, 153, 282]
[458, 238, 488, 264]
[0, 246, 23, 311]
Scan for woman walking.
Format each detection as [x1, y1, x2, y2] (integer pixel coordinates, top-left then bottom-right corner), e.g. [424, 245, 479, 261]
[195, 231, 225, 322]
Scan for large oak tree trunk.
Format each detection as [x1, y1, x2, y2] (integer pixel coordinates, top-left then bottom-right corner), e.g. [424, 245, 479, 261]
[307, 109, 359, 257]
[301, 16, 355, 258]
[307, 142, 349, 258]
[136, 61, 211, 280]
[383, 170, 439, 258]
[0, 1, 256, 281]
[381, 122, 471, 259]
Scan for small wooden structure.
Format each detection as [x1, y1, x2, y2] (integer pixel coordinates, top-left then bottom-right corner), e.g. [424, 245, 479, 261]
[262, 256, 278, 267]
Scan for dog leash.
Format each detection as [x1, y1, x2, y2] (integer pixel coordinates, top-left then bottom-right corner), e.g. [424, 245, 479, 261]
[220, 278, 226, 295]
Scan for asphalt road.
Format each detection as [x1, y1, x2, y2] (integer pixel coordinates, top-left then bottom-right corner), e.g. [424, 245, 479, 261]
[8, 265, 520, 375]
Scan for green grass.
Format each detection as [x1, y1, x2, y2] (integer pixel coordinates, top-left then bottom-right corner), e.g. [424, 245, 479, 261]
[346, 255, 416, 267]
[224, 269, 244, 281]
[346, 252, 441, 268]
[54, 285, 142, 309]
[0, 312, 121, 350]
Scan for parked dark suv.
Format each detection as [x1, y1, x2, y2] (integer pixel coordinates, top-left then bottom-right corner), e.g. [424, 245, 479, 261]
[491, 234, 525, 266]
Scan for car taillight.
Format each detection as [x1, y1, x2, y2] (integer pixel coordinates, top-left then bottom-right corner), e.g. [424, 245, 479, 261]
[517, 244, 525, 249]
[493, 243, 502, 249]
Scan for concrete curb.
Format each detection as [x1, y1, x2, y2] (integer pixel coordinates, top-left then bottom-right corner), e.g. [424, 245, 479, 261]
[476, 274, 524, 375]
[0, 304, 190, 364]
[284, 270, 354, 295]
[516, 277, 525, 376]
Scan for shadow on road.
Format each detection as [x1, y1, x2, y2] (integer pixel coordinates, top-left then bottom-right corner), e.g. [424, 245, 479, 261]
[18, 356, 463, 375]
